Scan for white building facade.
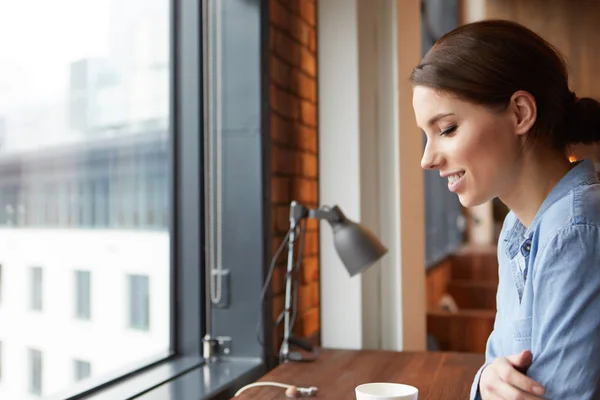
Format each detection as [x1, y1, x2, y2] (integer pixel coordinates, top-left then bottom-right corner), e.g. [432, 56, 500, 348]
[0, 0, 171, 398]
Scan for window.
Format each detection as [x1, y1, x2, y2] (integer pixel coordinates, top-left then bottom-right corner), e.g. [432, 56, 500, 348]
[30, 267, 43, 312]
[28, 348, 42, 396]
[75, 271, 91, 320]
[73, 359, 91, 382]
[0, 264, 3, 304]
[0, 0, 172, 398]
[0, 0, 271, 399]
[0, 340, 3, 381]
[128, 274, 149, 331]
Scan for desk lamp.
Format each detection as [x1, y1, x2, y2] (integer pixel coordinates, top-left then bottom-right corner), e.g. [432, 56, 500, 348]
[278, 200, 388, 363]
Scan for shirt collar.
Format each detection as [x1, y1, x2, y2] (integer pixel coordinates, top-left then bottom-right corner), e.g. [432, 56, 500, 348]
[503, 159, 599, 258]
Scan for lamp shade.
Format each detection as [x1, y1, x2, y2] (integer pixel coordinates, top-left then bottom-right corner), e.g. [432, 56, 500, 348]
[327, 206, 388, 277]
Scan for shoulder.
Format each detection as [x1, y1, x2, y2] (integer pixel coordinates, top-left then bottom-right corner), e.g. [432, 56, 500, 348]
[531, 189, 600, 283]
[534, 181, 600, 256]
[571, 180, 600, 225]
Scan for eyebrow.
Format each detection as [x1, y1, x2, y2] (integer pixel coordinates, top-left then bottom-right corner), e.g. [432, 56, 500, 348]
[427, 112, 455, 126]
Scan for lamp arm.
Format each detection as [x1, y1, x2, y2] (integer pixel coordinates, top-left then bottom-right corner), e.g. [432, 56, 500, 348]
[307, 206, 341, 224]
[290, 201, 341, 225]
[289, 201, 308, 225]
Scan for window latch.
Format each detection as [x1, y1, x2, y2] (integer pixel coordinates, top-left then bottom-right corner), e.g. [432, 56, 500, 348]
[202, 334, 232, 361]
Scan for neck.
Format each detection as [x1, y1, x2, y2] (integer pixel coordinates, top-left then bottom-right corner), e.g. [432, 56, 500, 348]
[499, 149, 572, 228]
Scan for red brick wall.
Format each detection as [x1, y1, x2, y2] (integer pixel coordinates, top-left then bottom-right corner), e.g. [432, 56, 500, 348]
[269, 0, 320, 348]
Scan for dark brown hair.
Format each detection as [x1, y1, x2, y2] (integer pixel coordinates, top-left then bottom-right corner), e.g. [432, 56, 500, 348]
[411, 19, 600, 151]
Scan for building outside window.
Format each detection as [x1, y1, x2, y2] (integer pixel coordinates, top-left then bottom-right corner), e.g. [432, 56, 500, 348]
[28, 348, 42, 396]
[75, 270, 91, 320]
[128, 274, 149, 331]
[73, 359, 91, 382]
[0, 0, 172, 398]
[30, 267, 43, 312]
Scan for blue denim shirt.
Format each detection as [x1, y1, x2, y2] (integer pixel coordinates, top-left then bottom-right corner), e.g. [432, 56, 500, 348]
[471, 159, 600, 399]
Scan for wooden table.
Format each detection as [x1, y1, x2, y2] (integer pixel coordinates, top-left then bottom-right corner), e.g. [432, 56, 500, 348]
[235, 349, 484, 399]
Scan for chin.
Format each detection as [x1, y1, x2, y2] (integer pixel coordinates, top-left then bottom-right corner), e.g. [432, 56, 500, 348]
[457, 193, 490, 208]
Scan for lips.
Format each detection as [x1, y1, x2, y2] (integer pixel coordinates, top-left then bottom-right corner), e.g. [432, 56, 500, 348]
[444, 171, 465, 193]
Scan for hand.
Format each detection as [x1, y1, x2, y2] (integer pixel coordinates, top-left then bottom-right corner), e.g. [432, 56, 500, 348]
[480, 350, 546, 399]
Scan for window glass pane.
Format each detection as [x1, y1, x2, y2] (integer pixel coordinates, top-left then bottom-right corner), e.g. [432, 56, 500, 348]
[28, 348, 43, 396]
[0, 1, 171, 398]
[73, 359, 92, 382]
[128, 274, 150, 331]
[75, 271, 91, 320]
[30, 267, 43, 312]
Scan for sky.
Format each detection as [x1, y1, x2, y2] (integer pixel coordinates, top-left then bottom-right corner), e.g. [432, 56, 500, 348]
[0, 0, 111, 99]
[0, 0, 170, 152]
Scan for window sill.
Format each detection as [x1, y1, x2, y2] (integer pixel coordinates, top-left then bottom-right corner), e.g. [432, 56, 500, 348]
[134, 357, 265, 400]
[48, 355, 264, 400]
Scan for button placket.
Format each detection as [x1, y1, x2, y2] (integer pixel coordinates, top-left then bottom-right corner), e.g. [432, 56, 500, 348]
[511, 255, 525, 302]
[521, 239, 532, 281]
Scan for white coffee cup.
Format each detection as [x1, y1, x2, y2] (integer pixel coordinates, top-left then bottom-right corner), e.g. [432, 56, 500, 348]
[355, 382, 418, 400]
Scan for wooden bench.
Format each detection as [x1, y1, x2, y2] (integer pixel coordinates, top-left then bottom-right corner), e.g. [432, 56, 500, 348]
[426, 245, 498, 353]
[427, 309, 495, 354]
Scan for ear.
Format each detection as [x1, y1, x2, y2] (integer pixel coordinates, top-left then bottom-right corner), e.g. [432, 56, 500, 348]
[509, 90, 537, 136]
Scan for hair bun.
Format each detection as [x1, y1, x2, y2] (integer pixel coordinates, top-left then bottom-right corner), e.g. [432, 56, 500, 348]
[568, 95, 600, 145]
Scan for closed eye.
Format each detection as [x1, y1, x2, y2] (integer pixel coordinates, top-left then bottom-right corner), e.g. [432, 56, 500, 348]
[440, 125, 457, 136]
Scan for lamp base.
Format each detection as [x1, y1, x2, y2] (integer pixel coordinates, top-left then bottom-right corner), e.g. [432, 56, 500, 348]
[286, 350, 318, 362]
[280, 335, 319, 363]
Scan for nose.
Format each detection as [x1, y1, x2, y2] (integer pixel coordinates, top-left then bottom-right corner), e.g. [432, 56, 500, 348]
[421, 140, 441, 170]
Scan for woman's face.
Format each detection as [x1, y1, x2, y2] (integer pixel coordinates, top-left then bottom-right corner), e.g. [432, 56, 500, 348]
[412, 86, 524, 208]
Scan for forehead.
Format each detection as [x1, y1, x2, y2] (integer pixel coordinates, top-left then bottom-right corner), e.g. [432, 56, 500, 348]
[412, 86, 458, 126]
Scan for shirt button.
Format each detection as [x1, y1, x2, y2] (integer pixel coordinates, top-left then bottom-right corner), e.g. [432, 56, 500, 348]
[520, 239, 532, 256]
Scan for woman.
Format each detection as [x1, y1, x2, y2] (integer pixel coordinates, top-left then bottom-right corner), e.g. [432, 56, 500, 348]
[411, 20, 600, 399]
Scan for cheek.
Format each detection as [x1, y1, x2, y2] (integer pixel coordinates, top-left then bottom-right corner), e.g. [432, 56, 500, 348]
[447, 129, 491, 167]
[463, 125, 519, 187]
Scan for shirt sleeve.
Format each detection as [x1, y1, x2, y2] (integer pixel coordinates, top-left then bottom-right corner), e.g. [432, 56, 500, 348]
[470, 324, 499, 399]
[471, 213, 518, 399]
[469, 359, 487, 399]
[528, 224, 600, 399]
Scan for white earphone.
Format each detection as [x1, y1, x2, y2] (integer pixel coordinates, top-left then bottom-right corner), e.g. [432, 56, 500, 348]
[234, 382, 318, 398]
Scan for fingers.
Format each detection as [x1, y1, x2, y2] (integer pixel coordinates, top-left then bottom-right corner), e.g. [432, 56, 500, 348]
[483, 393, 504, 400]
[482, 376, 544, 400]
[490, 379, 544, 400]
[480, 355, 546, 400]
[506, 350, 533, 368]
[496, 359, 545, 397]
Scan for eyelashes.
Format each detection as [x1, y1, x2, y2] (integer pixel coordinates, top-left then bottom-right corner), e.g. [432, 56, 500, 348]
[440, 125, 457, 136]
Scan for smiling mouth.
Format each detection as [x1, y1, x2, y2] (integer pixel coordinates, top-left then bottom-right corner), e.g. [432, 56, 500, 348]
[447, 172, 463, 183]
[446, 171, 465, 192]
